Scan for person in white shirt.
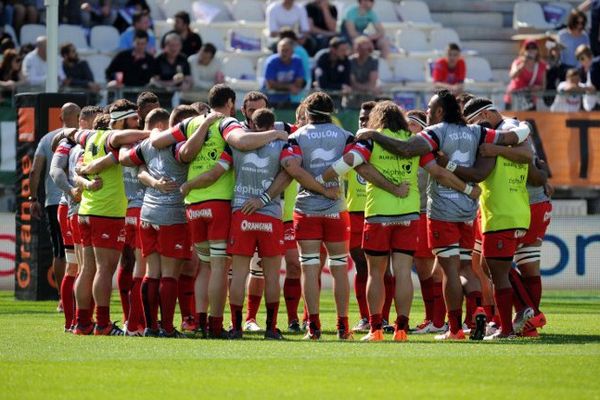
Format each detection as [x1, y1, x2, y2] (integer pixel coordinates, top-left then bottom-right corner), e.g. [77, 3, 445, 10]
[267, 0, 312, 53]
[551, 67, 597, 111]
[187, 43, 224, 90]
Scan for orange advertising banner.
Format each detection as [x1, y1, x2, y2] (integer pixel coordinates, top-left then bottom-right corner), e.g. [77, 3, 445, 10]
[513, 112, 600, 187]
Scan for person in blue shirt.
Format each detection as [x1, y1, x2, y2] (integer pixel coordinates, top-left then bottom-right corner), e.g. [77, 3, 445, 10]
[118, 10, 156, 54]
[263, 38, 306, 106]
[341, 0, 390, 58]
[278, 29, 312, 104]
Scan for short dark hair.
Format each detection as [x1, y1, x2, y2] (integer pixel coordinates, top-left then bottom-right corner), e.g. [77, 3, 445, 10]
[304, 91, 334, 124]
[447, 43, 461, 52]
[567, 9, 587, 30]
[80, 105, 103, 122]
[145, 108, 170, 129]
[279, 28, 298, 41]
[134, 29, 149, 41]
[201, 43, 217, 57]
[360, 101, 377, 112]
[59, 43, 74, 57]
[191, 102, 210, 115]
[174, 11, 191, 26]
[407, 109, 427, 127]
[109, 98, 136, 113]
[252, 108, 276, 131]
[463, 97, 493, 121]
[243, 91, 270, 110]
[136, 91, 159, 109]
[169, 105, 199, 127]
[456, 92, 474, 108]
[435, 89, 466, 125]
[93, 114, 111, 130]
[132, 10, 149, 25]
[329, 36, 348, 49]
[208, 84, 236, 109]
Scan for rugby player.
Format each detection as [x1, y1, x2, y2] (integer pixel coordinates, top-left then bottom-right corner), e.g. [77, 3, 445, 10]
[356, 90, 532, 340]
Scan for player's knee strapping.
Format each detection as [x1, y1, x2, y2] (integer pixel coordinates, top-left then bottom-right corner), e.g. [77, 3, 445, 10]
[250, 262, 264, 278]
[209, 242, 228, 258]
[473, 239, 482, 255]
[65, 249, 77, 264]
[432, 244, 460, 258]
[299, 253, 320, 267]
[514, 246, 541, 266]
[328, 254, 348, 268]
[194, 243, 210, 262]
[460, 248, 473, 261]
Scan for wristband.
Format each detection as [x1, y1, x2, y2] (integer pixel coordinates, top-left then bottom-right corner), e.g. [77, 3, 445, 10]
[315, 174, 325, 184]
[463, 183, 473, 196]
[259, 192, 271, 206]
[446, 161, 458, 172]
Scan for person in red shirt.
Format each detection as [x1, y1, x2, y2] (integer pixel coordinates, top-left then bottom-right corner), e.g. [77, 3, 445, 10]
[432, 43, 466, 95]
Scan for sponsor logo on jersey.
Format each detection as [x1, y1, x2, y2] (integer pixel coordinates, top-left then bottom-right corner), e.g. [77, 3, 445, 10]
[187, 208, 213, 219]
[310, 148, 337, 163]
[356, 174, 367, 185]
[450, 149, 471, 164]
[543, 211, 552, 222]
[243, 153, 270, 169]
[241, 220, 273, 232]
[125, 216, 138, 225]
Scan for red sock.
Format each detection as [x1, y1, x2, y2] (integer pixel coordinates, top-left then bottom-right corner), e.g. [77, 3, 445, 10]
[336, 316, 349, 332]
[245, 294, 262, 322]
[494, 287, 514, 334]
[76, 308, 92, 327]
[209, 315, 223, 336]
[509, 268, 533, 312]
[159, 277, 178, 332]
[230, 304, 243, 331]
[196, 312, 208, 330]
[395, 315, 409, 332]
[178, 274, 196, 319]
[419, 277, 435, 322]
[524, 276, 542, 314]
[483, 305, 495, 321]
[369, 313, 383, 332]
[266, 302, 279, 332]
[117, 267, 133, 323]
[127, 277, 144, 331]
[354, 273, 369, 319]
[382, 275, 395, 322]
[283, 278, 301, 323]
[96, 305, 110, 327]
[447, 309, 462, 334]
[465, 291, 482, 328]
[141, 277, 160, 330]
[60, 275, 76, 329]
[308, 313, 321, 332]
[432, 281, 446, 328]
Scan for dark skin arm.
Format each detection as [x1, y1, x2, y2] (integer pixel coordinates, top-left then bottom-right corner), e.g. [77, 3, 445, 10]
[478, 141, 533, 164]
[527, 158, 550, 187]
[437, 153, 497, 183]
[281, 156, 338, 200]
[355, 129, 432, 158]
[239, 170, 294, 215]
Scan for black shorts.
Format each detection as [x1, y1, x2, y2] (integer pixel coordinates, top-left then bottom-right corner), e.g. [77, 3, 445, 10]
[46, 205, 65, 258]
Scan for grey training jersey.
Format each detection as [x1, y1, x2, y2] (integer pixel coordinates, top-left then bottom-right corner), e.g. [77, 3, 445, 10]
[67, 144, 84, 216]
[35, 129, 64, 206]
[526, 139, 550, 205]
[133, 139, 187, 225]
[282, 123, 353, 215]
[227, 140, 286, 219]
[123, 166, 145, 208]
[420, 122, 497, 222]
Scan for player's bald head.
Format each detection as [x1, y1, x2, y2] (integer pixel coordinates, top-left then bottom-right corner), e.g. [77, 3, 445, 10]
[61, 102, 81, 128]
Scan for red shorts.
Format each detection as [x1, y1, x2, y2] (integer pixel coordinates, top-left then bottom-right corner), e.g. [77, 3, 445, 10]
[228, 211, 284, 257]
[521, 201, 552, 245]
[69, 214, 81, 246]
[57, 204, 73, 247]
[124, 207, 141, 249]
[362, 219, 418, 254]
[349, 212, 365, 250]
[139, 221, 192, 259]
[473, 210, 483, 253]
[78, 215, 126, 251]
[482, 229, 527, 259]
[293, 211, 350, 243]
[186, 201, 231, 244]
[428, 218, 475, 250]
[415, 213, 433, 259]
[283, 221, 296, 251]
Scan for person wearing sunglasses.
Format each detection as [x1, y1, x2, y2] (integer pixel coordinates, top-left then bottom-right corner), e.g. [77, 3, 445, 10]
[558, 10, 590, 68]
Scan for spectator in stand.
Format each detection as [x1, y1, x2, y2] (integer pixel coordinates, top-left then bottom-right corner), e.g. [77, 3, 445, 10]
[150, 32, 192, 91]
[80, 0, 118, 28]
[22, 36, 64, 86]
[118, 10, 156, 54]
[267, 0, 313, 54]
[106, 29, 155, 87]
[432, 43, 466, 95]
[278, 29, 311, 101]
[0, 49, 24, 100]
[314, 36, 351, 93]
[504, 40, 547, 110]
[263, 38, 305, 106]
[550, 67, 596, 111]
[558, 10, 590, 67]
[348, 35, 379, 107]
[578, 0, 600, 56]
[161, 11, 202, 57]
[545, 39, 570, 106]
[188, 43, 224, 90]
[305, 0, 338, 53]
[341, 0, 391, 59]
[575, 44, 600, 90]
[12, 1, 39, 34]
[60, 43, 101, 94]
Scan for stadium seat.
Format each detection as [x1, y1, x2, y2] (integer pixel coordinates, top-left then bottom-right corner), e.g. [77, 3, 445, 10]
[465, 56, 493, 82]
[191, 0, 233, 23]
[513, 2, 555, 30]
[192, 22, 233, 51]
[393, 57, 427, 82]
[90, 26, 120, 53]
[256, 56, 267, 88]
[396, 28, 434, 57]
[397, 1, 441, 29]
[20, 24, 45, 46]
[226, 28, 269, 56]
[545, 2, 573, 26]
[378, 58, 396, 84]
[429, 28, 461, 53]
[222, 56, 260, 90]
[230, 0, 265, 23]
[153, 19, 172, 45]
[58, 24, 92, 53]
[3, 24, 18, 46]
[145, 0, 166, 21]
[161, 0, 194, 19]
[83, 53, 111, 84]
[372, 0, 401, 23]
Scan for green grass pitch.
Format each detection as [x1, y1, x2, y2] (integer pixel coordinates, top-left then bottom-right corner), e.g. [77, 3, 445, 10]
[1, 290, 599, 399]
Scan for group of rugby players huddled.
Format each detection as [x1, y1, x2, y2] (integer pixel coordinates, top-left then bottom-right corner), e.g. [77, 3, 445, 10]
[39, 84, 550, 341]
